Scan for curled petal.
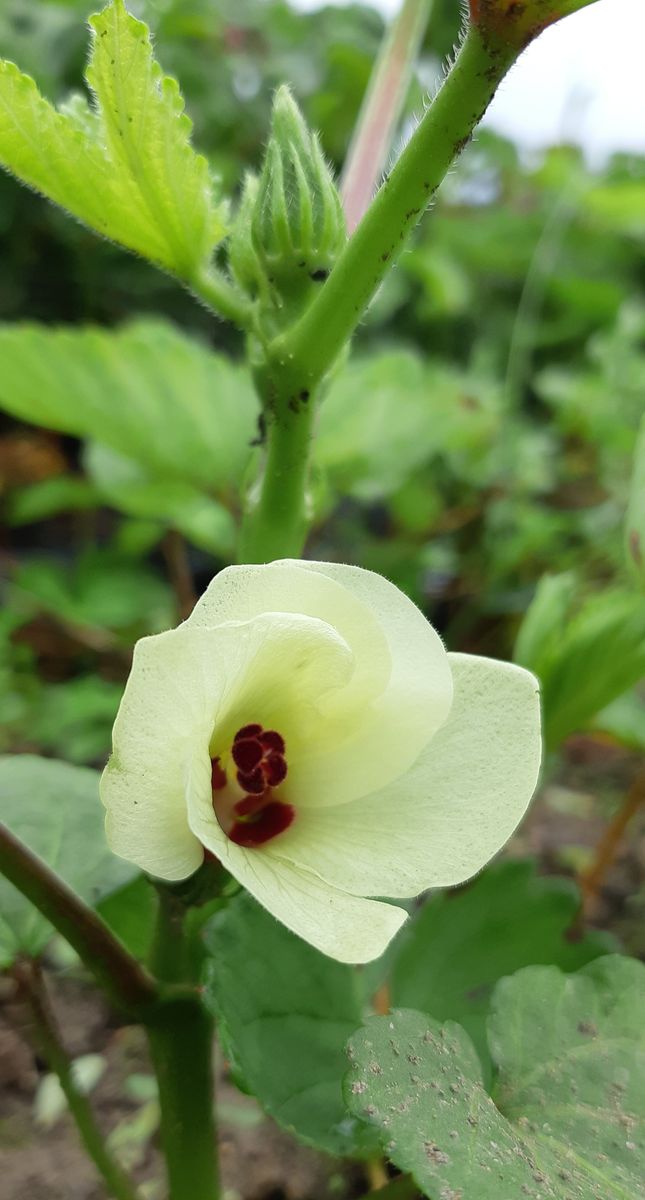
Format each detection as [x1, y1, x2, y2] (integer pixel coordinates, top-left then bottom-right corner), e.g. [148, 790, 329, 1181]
[102, 613, 354, 878]
[271, 654, 542, 897]
[188, 561, 453, 807]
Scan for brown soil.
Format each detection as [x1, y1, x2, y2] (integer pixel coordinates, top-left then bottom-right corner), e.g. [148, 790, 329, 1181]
[0, 973, 351, 1200]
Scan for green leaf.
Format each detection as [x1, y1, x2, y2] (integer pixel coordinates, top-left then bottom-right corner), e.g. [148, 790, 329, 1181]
[0, 0, 227, 278]
[390, 860, 614, 1081]
[84, 443, 235, 555]
[29, 676, 122, 765]
[11, 551, 172, 635]
[202, 891, 378, 1157]
[626, 415, 645, 583]
[316, 352, 498, 500]
[594, 689, 645, 752]
[97, 874, 157, 961]
[513, 572, 577, 677]
[585, 180, 645, 240]
[6, 476, 100, 526]
[515, 578, 645, 748]
[346, 955, 645, 1199]
[0, 319, 258, 494]
[0, 755, 136, 965]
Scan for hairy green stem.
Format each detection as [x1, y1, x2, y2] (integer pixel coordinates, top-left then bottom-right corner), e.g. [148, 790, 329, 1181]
[14, 960, 143, 1200]
[146, 885, 219, 1200]
[238, 375, 317, 562]
[342, 0, 434, 232]
[0, 824, 158, 1017]
[191, 265, 252, 328]
[267, 27, 517, 400]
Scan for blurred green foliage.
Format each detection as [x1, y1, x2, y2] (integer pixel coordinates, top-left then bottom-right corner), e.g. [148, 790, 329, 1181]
[0, 0, 643, 767]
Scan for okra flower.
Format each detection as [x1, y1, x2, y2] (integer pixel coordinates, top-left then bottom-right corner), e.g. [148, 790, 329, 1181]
[102, 561, 541, 962]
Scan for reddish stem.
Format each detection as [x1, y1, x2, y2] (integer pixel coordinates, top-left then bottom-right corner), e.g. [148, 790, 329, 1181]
[579, 765, 645, 915]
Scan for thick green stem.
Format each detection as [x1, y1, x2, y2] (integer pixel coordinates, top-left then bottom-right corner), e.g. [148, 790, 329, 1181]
[342, 0, 434, 232]
[146, 885, 219, 1200]
[0, 823, 158, 1018]
[268, 27, 517, 400]
[147, 1000, 218, 1200]
[238, 376, 317, 562]
[14, 960, 143, 1200]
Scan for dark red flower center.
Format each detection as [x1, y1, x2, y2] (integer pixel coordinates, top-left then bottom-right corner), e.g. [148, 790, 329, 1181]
[211, 722, 294, 848]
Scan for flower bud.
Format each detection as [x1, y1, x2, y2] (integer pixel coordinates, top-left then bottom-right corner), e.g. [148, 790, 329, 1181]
[250, 86, 346, 312]
[228, 172, 264, 299]
[470, 0, 600, 52]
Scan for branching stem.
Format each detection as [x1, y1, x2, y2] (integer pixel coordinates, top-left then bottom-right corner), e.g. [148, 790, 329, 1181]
[239, 25, 517, 560]
[266, 28, 516, 401]
[13, 960, 143, 1200]
[191, 265, 252, 327]
[0, 823, 158, 1017]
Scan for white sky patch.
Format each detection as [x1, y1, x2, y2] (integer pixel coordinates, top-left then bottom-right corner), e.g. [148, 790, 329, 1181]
[295, 0, 645, 164]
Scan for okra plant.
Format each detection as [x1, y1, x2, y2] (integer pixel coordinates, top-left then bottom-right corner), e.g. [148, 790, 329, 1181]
[1, 1, 644, 1199]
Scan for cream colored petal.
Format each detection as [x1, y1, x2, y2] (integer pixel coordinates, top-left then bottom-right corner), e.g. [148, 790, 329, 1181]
[186, 561, 391, 714]
[186, 748, 407, 962]
[102, 613, 354, 878]
[270, 654, 542, 897]
[282, 560, 453, 806]
[189, 561, 453, 807]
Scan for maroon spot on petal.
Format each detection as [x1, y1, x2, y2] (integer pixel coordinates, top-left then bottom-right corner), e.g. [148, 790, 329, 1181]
[234, 723, 263, 741]
[231, 737, 263, 773]
[264, 753, 287, 788]
[211, 758, 227, 791]
[236, 766, 265, 794]
[234, 792, 269, 819]
[259, 729, 285, 754]
[228, 801, 295, 847]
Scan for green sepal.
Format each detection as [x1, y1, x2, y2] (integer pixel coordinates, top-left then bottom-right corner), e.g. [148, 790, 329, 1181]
[246, 86, 346, 324]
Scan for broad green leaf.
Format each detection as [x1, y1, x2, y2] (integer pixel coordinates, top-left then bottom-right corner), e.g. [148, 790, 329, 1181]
[390, 860, 613, 1080]
[346, 956, 644, 1199]
[203, 891, 378, 1157]
[515, 579, 645, 748]
[317, 352, 499, 499]
[0, 0, 227, 278]
[626, 415, 645, 584]
[84, 442, 235, 555]
[11, 551, 172, 635]
[0, 755, 136, 965]
[29, 677, 122, 765]
[97, 874, 158, 961]
[0, 320, 258, 494]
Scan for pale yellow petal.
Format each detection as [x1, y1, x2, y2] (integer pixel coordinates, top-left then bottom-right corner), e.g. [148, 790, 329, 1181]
[102, 613, 354, 877]
[271, 654, 542, 897]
